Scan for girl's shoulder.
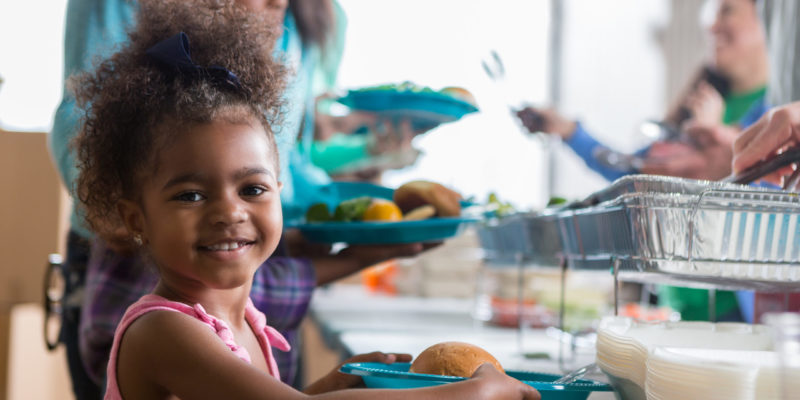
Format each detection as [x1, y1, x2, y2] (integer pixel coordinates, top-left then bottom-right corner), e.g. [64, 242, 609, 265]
[112, 302, 244, 398]
[113, 298, 298, 399]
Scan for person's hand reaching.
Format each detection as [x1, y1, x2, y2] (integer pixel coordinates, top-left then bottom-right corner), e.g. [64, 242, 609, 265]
[641, 138, 733, 180]
[315, 111, 378, 141]
[470, 363, 541, 400]
[733, 103, 800, 185]
[368, 119, 415, 156]
[684, 81, 725, 127]
[683, 120, 739, 150]
[303, 352, 413, 394]
[515, 107, 577, 140]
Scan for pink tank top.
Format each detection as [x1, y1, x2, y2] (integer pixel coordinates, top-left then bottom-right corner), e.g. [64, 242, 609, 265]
[105, 294, 290, 400]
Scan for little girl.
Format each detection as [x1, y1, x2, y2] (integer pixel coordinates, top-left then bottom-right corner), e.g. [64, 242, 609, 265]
[73, 0, 538, 399]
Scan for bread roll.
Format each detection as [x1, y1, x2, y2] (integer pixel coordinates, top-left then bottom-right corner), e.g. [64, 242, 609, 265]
[393, 181, 462, 217]
[409, 341, 504, 377]
[440, 86, 477, 107]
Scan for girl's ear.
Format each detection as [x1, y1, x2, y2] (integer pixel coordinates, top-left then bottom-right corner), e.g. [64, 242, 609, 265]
[117, 199, 145, 241]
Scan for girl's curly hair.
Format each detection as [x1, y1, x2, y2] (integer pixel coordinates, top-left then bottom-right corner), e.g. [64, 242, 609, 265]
[73, 0, 287, 245]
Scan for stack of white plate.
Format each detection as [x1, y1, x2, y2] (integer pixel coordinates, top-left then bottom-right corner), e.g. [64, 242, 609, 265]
[646, 347, 800, 399]
[596, 317, 774, 400]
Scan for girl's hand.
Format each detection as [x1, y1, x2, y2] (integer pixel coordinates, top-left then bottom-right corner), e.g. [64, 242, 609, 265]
[471, 363, 541, 400]
[734, 103, 800, 185]
[304, 351, 412, 395]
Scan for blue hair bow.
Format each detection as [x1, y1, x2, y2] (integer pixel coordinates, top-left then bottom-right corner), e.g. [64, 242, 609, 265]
[146, 32, 243, 91]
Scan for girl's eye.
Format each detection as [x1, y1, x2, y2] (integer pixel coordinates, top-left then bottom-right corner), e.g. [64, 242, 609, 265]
[241, 185, 267, 197]
[174, 192, 204, 202]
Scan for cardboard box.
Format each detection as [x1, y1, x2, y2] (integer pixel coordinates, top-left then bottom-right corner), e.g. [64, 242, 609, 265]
[6, 304, 72, 400]
[0, 130, 71, 399]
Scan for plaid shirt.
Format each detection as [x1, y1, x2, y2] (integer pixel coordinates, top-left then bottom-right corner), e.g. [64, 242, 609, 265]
[79, 240, 315, 388]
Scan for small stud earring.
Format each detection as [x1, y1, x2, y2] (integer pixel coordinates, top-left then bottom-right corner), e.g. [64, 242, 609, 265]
[133, 234, 143, 246]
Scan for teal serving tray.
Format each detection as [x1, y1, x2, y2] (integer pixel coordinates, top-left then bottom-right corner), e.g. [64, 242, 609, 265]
[286, 182, 478, 244]
[340, 363, 613, 399]
[338, 89, 478, 131]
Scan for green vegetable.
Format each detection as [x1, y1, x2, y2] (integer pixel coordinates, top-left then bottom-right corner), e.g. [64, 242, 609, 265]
[547, 196, 568, 207]
[305, 203, 332, 223]
[487, 192, 516, 217]
[333, 196, 373, 222]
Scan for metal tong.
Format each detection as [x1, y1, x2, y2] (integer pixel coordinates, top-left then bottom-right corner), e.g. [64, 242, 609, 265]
[724, 147, 800, 189]
[553, 362, 598, 384]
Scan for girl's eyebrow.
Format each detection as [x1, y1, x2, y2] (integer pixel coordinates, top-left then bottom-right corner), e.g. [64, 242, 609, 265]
[162, 167, 274, 191]
[162, 172, 206, 191]
[233, 167, 274, 181]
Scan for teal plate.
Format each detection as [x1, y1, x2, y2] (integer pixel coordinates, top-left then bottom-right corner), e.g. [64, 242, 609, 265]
[337, 89, 478, 131]
[294, 217, 478, 244]
[286, 182, 478, 244]
[340, 363, 613, 399]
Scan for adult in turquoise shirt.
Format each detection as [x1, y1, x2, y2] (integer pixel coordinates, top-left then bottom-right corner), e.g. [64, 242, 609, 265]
[49, 3, 137, 398]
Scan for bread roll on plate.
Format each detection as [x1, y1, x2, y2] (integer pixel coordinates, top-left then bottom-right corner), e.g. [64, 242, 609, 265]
[440, 86, 477, 107]
[409, 341, 504, 377]
[393, 181, 462, 218]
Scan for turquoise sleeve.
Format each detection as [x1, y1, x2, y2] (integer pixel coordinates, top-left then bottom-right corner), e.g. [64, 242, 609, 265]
[564, 122, 650, 182]
[49, 0, 137, 237]
[309, 134, 370, 174]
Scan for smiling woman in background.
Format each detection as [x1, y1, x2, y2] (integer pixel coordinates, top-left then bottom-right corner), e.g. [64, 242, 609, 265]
[517, 0, 768, 323]
[518, 0, 768, 183]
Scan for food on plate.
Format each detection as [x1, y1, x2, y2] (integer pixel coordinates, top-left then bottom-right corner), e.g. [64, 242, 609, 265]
[305, 197, 404, 223]
[354, 82, 476, 107]
[303, 180, 461, 223]
[332, 196, 374, 222]
[487, 193, 515, 217]
[357, 81, 436, 93]
[393, 180, 462, 218]
[362, 199, 403, 222]
[402, 204, 436, 221]
[305, 203, 332, 223]
[409, 341, 504, 377]
[440, 86, 477, 107]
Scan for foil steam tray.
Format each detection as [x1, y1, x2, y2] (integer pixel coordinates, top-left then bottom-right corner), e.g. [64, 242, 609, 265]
[477, 212, 562, 267]
[555, 176, 800, 291]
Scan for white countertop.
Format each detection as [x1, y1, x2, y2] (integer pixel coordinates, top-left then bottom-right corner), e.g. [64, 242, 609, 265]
[310, 284, 615, 399]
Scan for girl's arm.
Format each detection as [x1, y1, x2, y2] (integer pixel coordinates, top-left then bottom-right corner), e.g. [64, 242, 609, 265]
[117, 311, 539, 400]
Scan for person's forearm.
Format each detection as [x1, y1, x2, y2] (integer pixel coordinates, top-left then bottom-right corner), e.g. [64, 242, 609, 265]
[310, 255, 365, 286]
[311, 243, 428, 286]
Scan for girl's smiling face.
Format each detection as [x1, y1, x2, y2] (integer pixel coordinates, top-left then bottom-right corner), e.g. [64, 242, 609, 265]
[120, 118, 282, 293]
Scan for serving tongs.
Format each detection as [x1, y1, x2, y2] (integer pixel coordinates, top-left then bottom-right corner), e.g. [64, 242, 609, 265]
[724, 146, 800, 190]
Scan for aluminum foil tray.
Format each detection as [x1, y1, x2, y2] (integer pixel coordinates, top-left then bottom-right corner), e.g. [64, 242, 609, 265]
[477, 212, 562, 267]
[555, 176, 800, 291]
[571, 174, 758, 208]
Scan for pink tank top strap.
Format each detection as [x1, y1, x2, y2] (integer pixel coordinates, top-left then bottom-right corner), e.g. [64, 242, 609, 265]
[105, 294, 290, 399]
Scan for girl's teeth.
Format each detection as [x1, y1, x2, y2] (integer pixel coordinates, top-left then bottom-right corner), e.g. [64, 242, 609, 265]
[208, 242, 243, 251]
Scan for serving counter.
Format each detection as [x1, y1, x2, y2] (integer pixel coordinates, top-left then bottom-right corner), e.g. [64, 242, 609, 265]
[309, 284, 614, 399]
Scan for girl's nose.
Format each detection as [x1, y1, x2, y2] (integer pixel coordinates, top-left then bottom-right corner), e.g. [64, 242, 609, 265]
[209, 196, 247, 226]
